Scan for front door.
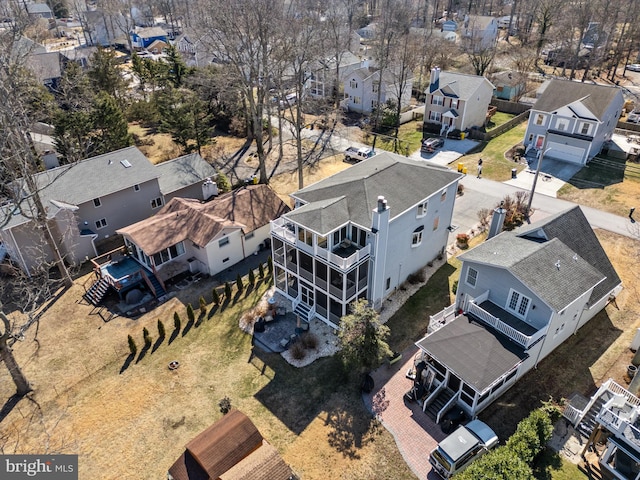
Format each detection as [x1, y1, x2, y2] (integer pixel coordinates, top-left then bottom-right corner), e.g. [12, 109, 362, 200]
[301, 282, 314, 307]
[535, 135, 545, 149]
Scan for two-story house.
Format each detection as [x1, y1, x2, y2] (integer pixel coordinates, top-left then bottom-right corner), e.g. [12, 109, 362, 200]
[130, 26, 168, 51]
[0, 147, 216, 275]
[461, 15, 498, 51]
[342, 65, 413, 114]
[306, 51, 362, 100]
[524, 79, 624, 165]
[270, 152, 463, 329]
[415, 206, 621, 422]
[424, 68, 495, 136]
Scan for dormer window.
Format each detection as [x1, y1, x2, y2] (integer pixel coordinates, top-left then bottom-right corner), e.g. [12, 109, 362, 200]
[556, 118, 569, 131]
[432, 95, 444, 106]
[580, 122, 592, 135]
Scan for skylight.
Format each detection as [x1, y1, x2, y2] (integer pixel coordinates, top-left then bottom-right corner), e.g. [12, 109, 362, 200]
[120, 159, 132, 168]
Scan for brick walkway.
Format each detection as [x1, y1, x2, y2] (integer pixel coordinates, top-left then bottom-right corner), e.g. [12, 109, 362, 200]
[362, 347, 447, 480]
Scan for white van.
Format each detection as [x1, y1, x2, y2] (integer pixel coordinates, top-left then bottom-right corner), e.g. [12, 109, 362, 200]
[429, 419, 498, 478]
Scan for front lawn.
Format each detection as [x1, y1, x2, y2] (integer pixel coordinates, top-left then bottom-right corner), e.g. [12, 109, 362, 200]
[363, 121, 424, 155]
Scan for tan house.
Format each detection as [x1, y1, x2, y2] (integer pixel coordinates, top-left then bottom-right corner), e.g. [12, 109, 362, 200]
[117, 184, 290, 281]
[168, 410, 295, 480]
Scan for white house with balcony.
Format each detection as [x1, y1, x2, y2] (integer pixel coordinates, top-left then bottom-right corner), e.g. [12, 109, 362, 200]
[415, 206, 621, 422]
[270, 152, 462, 329]
[524, 79, 623, 165]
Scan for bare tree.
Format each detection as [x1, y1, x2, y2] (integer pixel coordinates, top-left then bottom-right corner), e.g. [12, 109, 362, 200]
[0, 310, 31, 396]
[195, 0, 283, 184]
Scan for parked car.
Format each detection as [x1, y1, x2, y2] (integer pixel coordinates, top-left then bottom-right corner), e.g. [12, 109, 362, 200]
[429, 419, 498, 479]
[344, 146, 375, 163]
[627, 64, 640, 72]
[421, 137, 445, 153]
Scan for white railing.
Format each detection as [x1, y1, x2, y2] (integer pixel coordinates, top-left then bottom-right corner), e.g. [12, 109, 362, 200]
[423, 382, 446, 411]
[597, 407, 640, 444]
[428, 304, 457, 334]
[606, 379, 640, 407]
[317, 243, 371, 270]
[468, 302, 541, 349]
[271, 218, 296, 244]
[563, 404, 582, 426]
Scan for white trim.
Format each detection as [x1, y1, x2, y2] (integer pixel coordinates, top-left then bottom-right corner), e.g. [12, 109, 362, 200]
[506, 288, 532, 319]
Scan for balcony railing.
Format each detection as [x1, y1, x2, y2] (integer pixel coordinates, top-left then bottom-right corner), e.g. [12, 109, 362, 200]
[597, 408, 640, 448]
[467, 302, 545, 349]
[271, 218, 370, 270]
[428, 304, 457, 334]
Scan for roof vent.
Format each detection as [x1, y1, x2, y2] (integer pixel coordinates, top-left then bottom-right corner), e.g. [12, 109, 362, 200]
[573, 254, 578, 262]
[120, 159, 132, 168]
[555, 260, 561, 270]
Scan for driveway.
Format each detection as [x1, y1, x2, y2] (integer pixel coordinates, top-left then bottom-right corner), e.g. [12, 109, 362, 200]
[409, 138, 480, 167]
[362, 347, 447, 479]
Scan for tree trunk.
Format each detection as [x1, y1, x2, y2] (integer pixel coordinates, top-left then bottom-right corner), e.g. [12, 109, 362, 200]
[0, 313, 32, 396]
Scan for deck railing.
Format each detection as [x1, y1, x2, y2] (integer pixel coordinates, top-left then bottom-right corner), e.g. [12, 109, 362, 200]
[468, 302, 544, 349]
[428, 304, 457, 334]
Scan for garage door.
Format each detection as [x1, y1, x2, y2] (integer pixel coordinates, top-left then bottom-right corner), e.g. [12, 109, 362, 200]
[546, 142, 585, 164]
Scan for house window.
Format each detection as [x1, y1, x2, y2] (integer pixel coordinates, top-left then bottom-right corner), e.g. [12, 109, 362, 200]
[95, 218, 107, 229]
[222, 257, 230, 263]
[219, 236, 230, 247]
[386, 277, 391, 290]
[371, 99, 378, 109]
[432, 95, 444, 106]
[507, 289, 531, 318]
[556, 118, 569, 131]
[245, 232, 255, 240]
[353, 96, 361, 105]
[429, 111, 442, 122]
[93, 198, 101, 208]
[433, 216, 439, 230]
[466, 267, 478, 287]
[450, 99, 458, 108]
[133, 184, 140, 192]
[440, 190, 447, 202]
[411, 226, 424, 247]
[416, 202, 428, 217]
[151, 197, 163, 209]
[372, 82, 379, 93]
[535, 114, 545, 125]
[580, 123, 591, 135]
[528, 134, 534, 142]
[350, 79, 358, 88]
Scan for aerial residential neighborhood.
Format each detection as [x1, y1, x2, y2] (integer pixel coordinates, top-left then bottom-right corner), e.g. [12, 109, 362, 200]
[2, 1, 640, 480]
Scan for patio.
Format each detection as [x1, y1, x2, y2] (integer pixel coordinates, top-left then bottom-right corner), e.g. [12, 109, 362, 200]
[252, 311, 304, 353]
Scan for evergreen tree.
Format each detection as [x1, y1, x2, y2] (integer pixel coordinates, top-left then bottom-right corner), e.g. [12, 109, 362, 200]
[258, 263, 265, 279]
[236, 273, 244, 294]
[248, 269, 255, 287]
[157, 319, 165, 338]
[165, 44, 190, 88]
[91, 92, 132, 156]
[186, 303, 195, 324]
[88, 47, 128, 99]
[199, 296, 207, 315]
[224, 282, 232, 299]
[215, 172, 232, 193]
[267, 256, 273, 275]
[212, 288, 220, 306]
[142, 327, 152, 349]
[127, 335, 137, 355]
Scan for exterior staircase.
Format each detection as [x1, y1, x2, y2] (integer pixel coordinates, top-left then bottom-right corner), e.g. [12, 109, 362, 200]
[424, 387, 456, 422]
[84, 278, 110, 306]
[148, 273, 166, 299]
[293, 302, 311, 323]
[577, 390, 612, 440]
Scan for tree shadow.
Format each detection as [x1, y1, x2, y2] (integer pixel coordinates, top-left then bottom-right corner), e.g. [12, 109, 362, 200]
[152, 335, 165, 353]
[182, 318, 194, 337]
[233, 291, 243, 304]
[220, 297, 231, 312]
[195, 312, 206, 328]
[168, 327, 180, 345]
[136, 343, 151, 363]
[532, 447, 564, 480]
[0, 393, 25, 423]
[244, 284, 255, 297]
[207, 305, 219, 319]
[119, 353, 135, 374]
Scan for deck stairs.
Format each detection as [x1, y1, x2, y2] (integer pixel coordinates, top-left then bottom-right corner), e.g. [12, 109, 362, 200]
[84, 278, 110, 306]
[424, 387, 455, 422]
[148, 273, 166, 299]
[577, 390, 613, 440]
[293, 302, 311, 323]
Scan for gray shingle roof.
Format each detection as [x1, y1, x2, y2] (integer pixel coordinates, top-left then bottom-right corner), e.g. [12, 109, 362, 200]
[289, 152, 462, 233]
[459, 206, 619, 309]
[429, 71, 493, 97]
[4, 147, 157, 229]
[416, 316, 527, 392]
[154, 153, 217, 195]
[533, 79, 622, 120]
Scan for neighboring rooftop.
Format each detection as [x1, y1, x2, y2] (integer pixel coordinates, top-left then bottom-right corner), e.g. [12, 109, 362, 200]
[532, 78, 622, 119]
[155, 153, 217, 196]
[429, 71, 494, 97]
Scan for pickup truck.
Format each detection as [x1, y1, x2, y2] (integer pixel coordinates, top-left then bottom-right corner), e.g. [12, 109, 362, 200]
[429, 419, 498, 478]
[344, 146, 375, 163]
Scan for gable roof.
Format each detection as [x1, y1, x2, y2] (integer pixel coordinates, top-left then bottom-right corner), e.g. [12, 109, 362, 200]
[168, 410, 294, 480]
[459, 206, 619, 309]
[26, 3, 52, 14]
[289, 152, 462, 233]
[25, 52, 63, 82]
[155, 153, 217, 196]
[117, 184, 290, 254]
[429, 71, 494, 97]
[134, 26, 168, 39]
[533, 79, 622, 120]
[416, 316, 527, 392]
[3, 147, 157, 229]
